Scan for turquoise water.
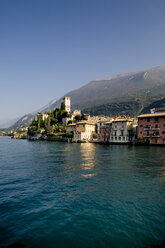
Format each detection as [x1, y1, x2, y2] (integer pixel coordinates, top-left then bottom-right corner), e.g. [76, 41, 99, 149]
[0, 137, 165, 248]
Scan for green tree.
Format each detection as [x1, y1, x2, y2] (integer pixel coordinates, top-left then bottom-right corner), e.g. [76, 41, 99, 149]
[37, 113, 43, 128]
[81, 114, 88, 120]
[68, 120, 73, 124]
[74, 115, 81, 121]
[92, 133, 98, 139]
[31, 118, 38, 127]
[61, 102, 65, 110]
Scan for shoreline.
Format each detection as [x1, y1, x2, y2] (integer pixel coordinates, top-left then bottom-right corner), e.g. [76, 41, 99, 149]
[10, 135, 165, 147]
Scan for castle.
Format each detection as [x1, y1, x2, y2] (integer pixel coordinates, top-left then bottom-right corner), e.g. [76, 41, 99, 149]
[63, 96, 71, 113]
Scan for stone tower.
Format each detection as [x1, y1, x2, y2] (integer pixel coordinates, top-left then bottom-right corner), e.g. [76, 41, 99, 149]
[63, 96, 71, 113]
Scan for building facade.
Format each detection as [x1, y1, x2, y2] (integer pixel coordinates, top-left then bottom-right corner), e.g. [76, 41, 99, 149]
[100, 122, 113, 142]
[110, 119, 133, 143]
[42, 114, 48, 120]
[138, 112, 165, 144]
[73, 121, 96, 141]
[66, 123, 76, 133]
[100, 119, 136, 143]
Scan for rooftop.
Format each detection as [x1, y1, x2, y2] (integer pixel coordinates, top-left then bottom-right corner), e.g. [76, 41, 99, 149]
[67, 123, 76, 126]
[138, 112, 165, 118]
[112, 118, 133, 123]
[76, 121, 95, 125]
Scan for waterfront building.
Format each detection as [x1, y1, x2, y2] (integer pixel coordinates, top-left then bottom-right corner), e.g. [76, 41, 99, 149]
[100, 122, 113, 142]
[66, 123, 76, 133]
[73, 121, 96, 141]
[96, 117, 114, 136]
[138, 112, 165, 145]
[110, 119, 133, 143]
[127, 119, 138, 143]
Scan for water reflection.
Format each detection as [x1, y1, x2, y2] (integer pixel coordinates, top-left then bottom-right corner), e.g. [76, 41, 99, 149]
[82, 173, 96, 178]
[78, 143, 97, 178]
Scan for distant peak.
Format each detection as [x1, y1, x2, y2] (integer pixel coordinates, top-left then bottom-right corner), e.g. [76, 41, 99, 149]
[90, 66, 165, 83]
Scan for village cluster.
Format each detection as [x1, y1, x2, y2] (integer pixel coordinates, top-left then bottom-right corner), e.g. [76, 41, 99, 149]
[63, 97, 165, 145]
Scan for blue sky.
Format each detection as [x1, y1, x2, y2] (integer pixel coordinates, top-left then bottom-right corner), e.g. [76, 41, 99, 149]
[0, 0, 165, 125]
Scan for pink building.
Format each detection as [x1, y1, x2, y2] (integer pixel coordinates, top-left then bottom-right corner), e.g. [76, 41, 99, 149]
[138, 112, 165, 145]
[100, 122, 113, 143]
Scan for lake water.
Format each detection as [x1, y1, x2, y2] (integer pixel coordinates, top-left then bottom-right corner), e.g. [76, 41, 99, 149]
[0, 137, 165, 248]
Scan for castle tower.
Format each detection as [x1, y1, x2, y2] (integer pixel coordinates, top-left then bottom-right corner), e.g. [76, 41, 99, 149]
[63, 96, 71, 113]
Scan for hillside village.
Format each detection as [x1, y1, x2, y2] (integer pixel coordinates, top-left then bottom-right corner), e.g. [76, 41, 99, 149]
[6, 96, 164, 146]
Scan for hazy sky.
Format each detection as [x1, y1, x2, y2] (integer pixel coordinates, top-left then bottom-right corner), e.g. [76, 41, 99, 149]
[0, 0, 165, 124]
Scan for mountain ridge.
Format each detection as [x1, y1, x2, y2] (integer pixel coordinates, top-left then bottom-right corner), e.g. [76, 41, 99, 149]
[9, 66, 165, 129]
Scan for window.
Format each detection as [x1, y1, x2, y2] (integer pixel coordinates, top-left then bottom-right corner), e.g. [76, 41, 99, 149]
[114, 131, 117, 136]
[140, 125, 143, 127]
[155, 124, 158, 128]
[162, 131, 165, 134]
[119, 137, 121, 140]
[121, 130, 123, 136]
[147, 131, 149, 136]
[155, 117, 159, 121]
[140, 132, 142, 134]
[147, 118, 150, 122]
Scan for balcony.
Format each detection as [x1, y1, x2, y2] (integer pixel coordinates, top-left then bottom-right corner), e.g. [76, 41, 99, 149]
[144, 126, 152, 130]
[152, 127, 160, 131]
[144, 126, 160, 131]
[143, 134, 161, 138]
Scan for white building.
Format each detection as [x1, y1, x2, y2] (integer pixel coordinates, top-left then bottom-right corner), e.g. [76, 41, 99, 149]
[110, 119, 133, 143]
[73, 121, 96, 141]
[42, 114, 48, 120]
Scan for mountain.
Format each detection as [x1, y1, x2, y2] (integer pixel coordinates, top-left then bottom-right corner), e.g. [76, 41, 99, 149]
[9, 99, 58, 129]
[51, 66, 165, 112]
[32, 99, 58, 114]
[141, 98, 165, 114]
[10, 114, 35, 129]
[10, 66, 165, 128]
[0, 117, 20, 129]
[82, 100, 143, 117]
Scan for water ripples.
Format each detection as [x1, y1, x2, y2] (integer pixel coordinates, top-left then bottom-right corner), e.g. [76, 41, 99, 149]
[0, 137, 165, 248]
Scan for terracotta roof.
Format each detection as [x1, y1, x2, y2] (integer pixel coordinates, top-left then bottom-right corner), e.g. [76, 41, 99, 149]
[103, 121, 112, 124]
[112, 118, 133, 122]
[67, 123, 76, 126]
[138, 112, 165, 118]
[76, 121, 95, 125]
